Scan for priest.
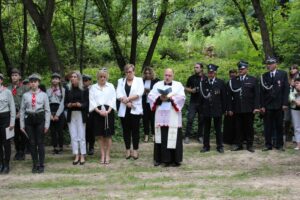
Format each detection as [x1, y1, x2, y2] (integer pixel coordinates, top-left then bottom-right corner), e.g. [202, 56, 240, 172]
[148, 68, 185, 167]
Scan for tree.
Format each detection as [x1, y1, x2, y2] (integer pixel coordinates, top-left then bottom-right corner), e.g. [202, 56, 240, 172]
[130, 0, 137, 65]
[20, 4, 28, 76]
[231, 0, 258, 51]
[0, 0, 13, 76]
[251, 0, 274, 59]
[142, 0, 168, 69]
[23, 0, 63, 74]
[79, 0, 89, 74]
[93, 0, 127, 71]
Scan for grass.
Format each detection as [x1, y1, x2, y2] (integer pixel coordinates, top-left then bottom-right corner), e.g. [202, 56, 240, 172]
[0, 141, 299, 199]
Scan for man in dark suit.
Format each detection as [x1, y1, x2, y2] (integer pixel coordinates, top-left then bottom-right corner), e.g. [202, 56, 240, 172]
[184, 63, 206, 144]
[260, 57, 289, 151]
[200, 64, 226, 153]
[227, 61, 260, 152]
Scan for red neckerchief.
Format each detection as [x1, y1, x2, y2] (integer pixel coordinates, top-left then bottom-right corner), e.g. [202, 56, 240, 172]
[11, 82, 23, 96]
[31, 89, 40, 109]
[51, 86, 60, 96]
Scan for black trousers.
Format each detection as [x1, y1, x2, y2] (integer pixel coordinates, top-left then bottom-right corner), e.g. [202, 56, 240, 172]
[14, 118, 27, 154]
[25, 113, 45, 167]
[153, 127, 183, 164]
[142, 102, 155, 136]
[50, 115, 65, 149]
[0, 112, 11, 166]
[185, 102, 204, 138]
[120, 113, 141, 150]
[264, 109, 284, 148]
[203, 116, 223, 149]
[235, 113, 254, 147]
[223, 115, 236, 145]
[86, 113, 95, 150]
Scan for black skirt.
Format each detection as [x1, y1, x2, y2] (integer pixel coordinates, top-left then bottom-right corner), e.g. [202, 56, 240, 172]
[92, 105, 115, 137]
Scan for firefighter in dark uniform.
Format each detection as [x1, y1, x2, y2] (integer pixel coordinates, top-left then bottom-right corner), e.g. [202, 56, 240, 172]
[227, 61, 260, 152]
[199, 64, 226, 153]
[260, 57, 289, 151]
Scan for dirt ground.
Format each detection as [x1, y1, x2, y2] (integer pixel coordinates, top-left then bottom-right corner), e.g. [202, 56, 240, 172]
[0, 140, 299, 200]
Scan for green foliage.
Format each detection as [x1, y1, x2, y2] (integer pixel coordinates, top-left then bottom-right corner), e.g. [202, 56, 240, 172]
[275, 1, 300, 65]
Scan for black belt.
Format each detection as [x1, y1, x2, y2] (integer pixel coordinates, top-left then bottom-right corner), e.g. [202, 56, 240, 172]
[26, 112, 45, 116]
[0, 111, 10, 118]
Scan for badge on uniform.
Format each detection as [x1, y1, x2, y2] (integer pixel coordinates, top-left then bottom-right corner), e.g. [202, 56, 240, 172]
[277, 80, 281, 87]
[215, 89, 220, 95]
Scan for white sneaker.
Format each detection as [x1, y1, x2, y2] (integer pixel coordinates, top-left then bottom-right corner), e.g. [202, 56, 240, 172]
[294, 147, 299, 150]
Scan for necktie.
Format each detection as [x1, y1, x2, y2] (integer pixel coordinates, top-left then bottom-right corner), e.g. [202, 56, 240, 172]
[12, 86, 17, 96]
[240, 76, 244, 82]
[32, 92, 36, 109]
[164, 82, 172, 86]
[209, 79, 213, 85]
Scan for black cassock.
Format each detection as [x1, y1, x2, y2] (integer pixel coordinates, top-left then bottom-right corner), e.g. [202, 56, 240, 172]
[153, 127, 183, 164]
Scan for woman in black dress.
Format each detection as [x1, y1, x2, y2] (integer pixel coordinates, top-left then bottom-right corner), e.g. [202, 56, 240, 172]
[89, 68, 116, 164]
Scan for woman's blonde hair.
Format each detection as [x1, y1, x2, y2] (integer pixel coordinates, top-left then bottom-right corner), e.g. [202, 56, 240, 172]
[142, 66, 155, 80]
[96, 67, 109, 80]
[124, 64, 135, 72]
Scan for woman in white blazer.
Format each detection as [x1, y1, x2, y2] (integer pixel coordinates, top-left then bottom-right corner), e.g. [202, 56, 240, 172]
[117, 64, 144, 159]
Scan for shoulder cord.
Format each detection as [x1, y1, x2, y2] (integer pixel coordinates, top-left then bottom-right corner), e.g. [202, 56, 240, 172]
[228, 79, 242, 93]
[199, 81, 211, 99]
[260, 75, 273, 90]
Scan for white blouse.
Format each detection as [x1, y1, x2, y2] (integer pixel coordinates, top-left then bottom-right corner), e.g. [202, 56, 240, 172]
[89, 82, 116, 112]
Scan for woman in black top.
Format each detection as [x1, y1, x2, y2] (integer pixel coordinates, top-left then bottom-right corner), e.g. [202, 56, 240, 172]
[65, 71, 89, 165]
[142, 67, 159, 142]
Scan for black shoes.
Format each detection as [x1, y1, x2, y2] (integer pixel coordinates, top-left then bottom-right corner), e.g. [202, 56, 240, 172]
[53, 148, 63, 154]
[217, 148, 224, 153]
[73, 160, 80, 165]
[231, 146, 243, 151]
[200, 148, 210, 153]
[32, 166, 39, 173]
[276, 147, 285, 151]
[52, 149, 58, 154]
[14, 152, 25, 160]
[247, 147, 255, 153]
[38, 166, 44, 173]
[153, 161, 161, 167]
[262, 147, 272, 151]
[0, 164, 9, 174]
[88, 148, 94, 156]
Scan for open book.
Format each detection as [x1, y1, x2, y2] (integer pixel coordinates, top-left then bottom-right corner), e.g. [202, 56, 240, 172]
[157, 86, 172, 95]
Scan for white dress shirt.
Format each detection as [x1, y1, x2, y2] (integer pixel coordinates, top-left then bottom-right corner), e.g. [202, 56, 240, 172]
[89, 82, 116, 112]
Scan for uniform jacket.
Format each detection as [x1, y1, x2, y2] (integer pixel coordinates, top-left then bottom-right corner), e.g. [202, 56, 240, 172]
[260, 69, 289, 110]
[200, 78, 226, 117]
[227, 75, 260, 113]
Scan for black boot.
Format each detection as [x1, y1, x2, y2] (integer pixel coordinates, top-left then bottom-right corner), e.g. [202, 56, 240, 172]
[0, 163, 4, 173]
[2, 164, 10, 174]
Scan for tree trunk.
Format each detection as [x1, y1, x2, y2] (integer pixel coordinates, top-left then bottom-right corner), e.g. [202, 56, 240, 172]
[251, 0, 274, 59]
[93, 0, 126, 71]
[232, 0, 259, 51]
[142, 0, 168, 69]
[23, 0, 63, 74]
[70, 0, 77, 62]
[20, 4, 28, 76]
[0, 0, 13, 76]
[79, 0, 88, 74]
[130, 0, 137, 65]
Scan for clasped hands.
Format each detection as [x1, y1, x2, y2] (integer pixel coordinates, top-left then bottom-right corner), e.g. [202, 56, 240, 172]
[67, 102, 82, 108]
